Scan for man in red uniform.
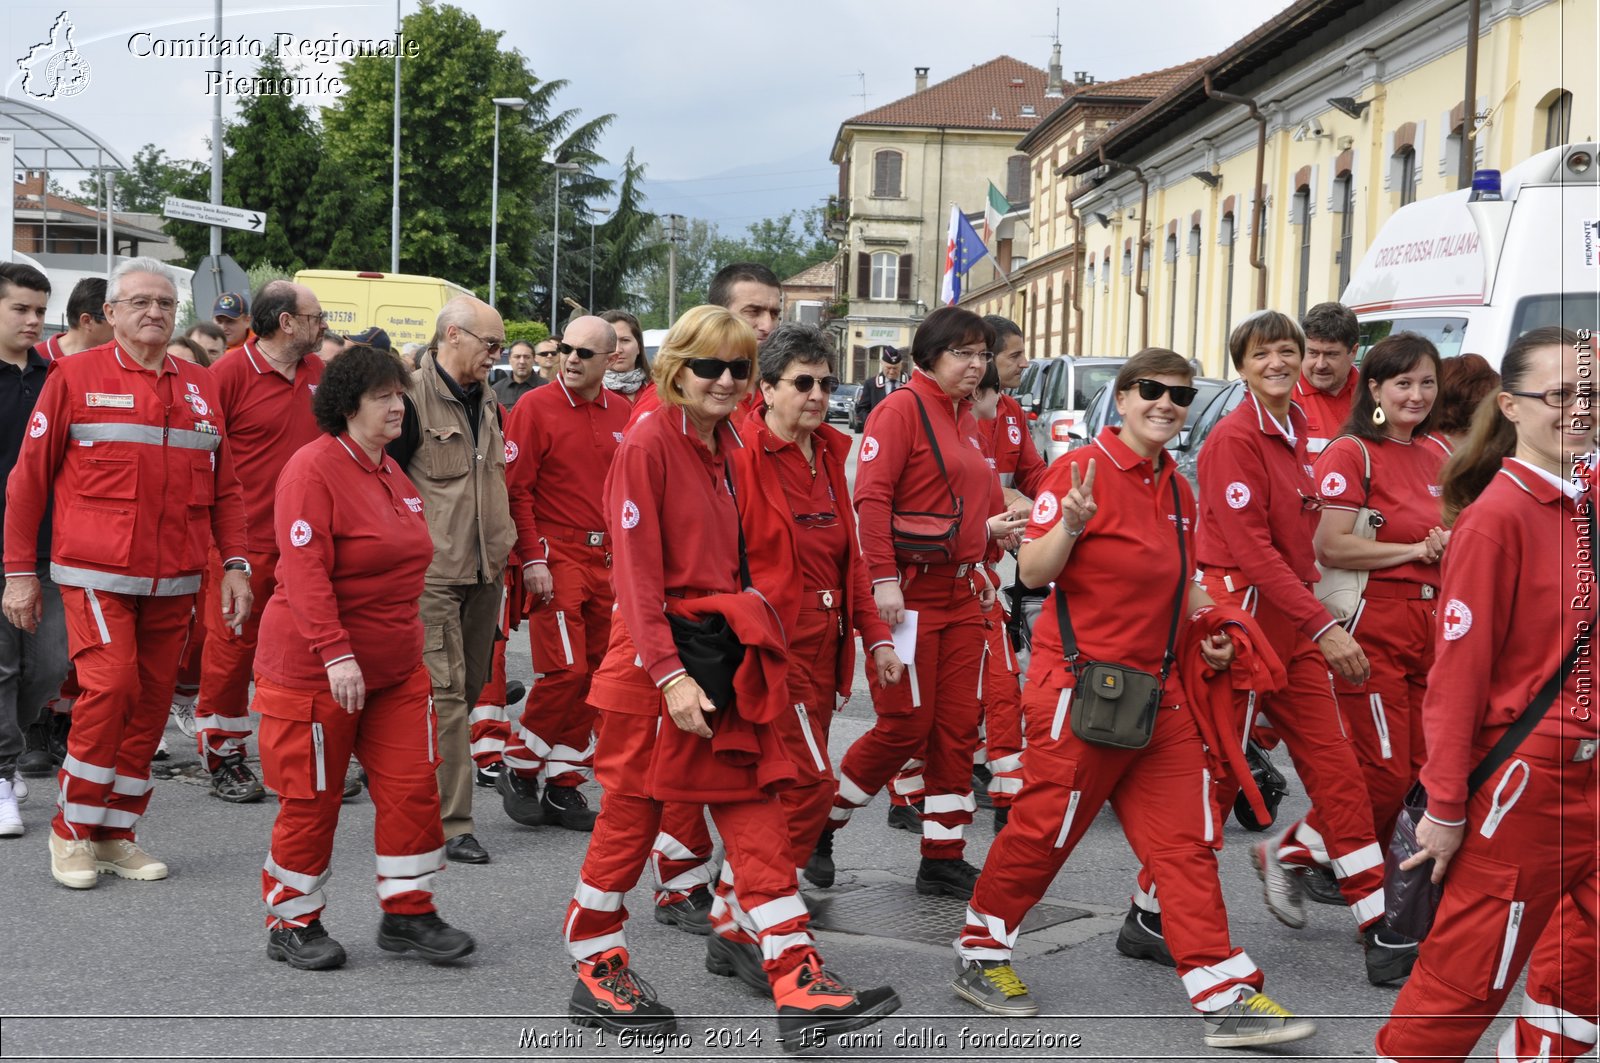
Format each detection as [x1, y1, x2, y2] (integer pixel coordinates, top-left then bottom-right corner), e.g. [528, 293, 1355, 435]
[34, 278, 112, 363]
[499, 316, 628, 831]
[212, 291, 252, 350]
[1293, 302, 1361, 455]
[193, 281, 326, 803]
[3, 258, 251, 888]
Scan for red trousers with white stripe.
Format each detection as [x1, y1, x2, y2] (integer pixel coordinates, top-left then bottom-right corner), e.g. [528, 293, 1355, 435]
[53, 588, 192, 842]
[506, 544, 610, 787]
[1200, 572, 1386, 929]
[195, 550, 278, 771]
[1333, 587, 1433, 844]
[832, 573, 985, 859]
[958, 685, 1264, 1011]
[774, 605, 842, 868]
[565, 711, 813, 977]
[651, 801, 715, 905]
[1377, 745, 1598, 1061]
[982, 613, 1025, 808]
[468, 634, 509, 769]
[255, 667, 445, 928]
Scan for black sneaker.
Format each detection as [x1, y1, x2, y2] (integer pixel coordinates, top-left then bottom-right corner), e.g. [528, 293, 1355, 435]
[474, 761, 504, 788]
[653, 885, 713, 935]
[210, 755, 266, 803]
[570, 947, 677, 1034]
[496, 768, 546, 826]
[47, 712, 70, 770]
[705, 933, 772, 996]
[886, 801, 922, 832]
[972, 764, 994, 809]
[541, 784, 597, 831]
[993, 806, 1010, 832]
[376, 911, 475, 962]
[915, 857, 981, 899]
[803, 829, 836, 889]
[267, 919, 347, 971]
[1298, 864, 1345, 906]
[341, 772, 362, 800]
[1115, 904, 1175, 967]
[504, 680, 527, 707]
[1364, 927, 1419, 985]
[18, 718, 54, 777]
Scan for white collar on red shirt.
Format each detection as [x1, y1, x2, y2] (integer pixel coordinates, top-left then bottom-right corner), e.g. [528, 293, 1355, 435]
[556, 375, 609, 409]
[1505, 457, 1584, 501]
[112, 343, 178, 375]
[673, 406, 745, 449]
[1244, 389, 1299, 444]
[335, 433, 390, 473]
[1293, 369, 1358, 405]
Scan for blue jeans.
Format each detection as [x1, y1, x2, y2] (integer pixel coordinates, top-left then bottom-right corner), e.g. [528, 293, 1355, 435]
[0, 566, 70, 776]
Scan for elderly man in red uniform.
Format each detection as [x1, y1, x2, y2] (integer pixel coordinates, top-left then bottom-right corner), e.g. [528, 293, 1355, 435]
[192, 281, 326, 804]
[499, 316, 628, 831]
[1293, 302, 1361, 456]
[3, 257, 251, 888]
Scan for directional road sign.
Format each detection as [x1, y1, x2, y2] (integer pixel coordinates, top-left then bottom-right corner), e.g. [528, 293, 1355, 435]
[162, 196, 266, 234]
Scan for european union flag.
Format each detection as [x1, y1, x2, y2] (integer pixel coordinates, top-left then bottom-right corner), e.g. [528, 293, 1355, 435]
[940, 205, 990, 305]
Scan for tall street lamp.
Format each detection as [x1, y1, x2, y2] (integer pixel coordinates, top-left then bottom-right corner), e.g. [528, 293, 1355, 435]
[488, 96, 527, 309]
[546, 156, 581, 329]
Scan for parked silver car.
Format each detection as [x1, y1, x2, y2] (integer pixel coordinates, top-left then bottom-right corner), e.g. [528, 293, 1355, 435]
[1012, 357, 1128, 464]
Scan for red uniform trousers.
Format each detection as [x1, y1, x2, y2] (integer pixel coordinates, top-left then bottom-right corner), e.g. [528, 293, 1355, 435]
[1377, 741, 1598, 1061]
[255, 667, 444, 929]
[982, 612, 1025, 807]
[959, 686, 1264, 1011]
[194, 549, 278, 770]
[773, 603, 843, 869]
[1201, 570, 1386, 929]
[53, 588, 192, 842]
[506, 540, 610, 787]
[653, 802, 716, 905]
[469, 633, 509, 769]
[832, 570, 985, 859]
[172, 566, 212, 701]
[1334, 582, 1434, 845]
[565, 710, 815, 981]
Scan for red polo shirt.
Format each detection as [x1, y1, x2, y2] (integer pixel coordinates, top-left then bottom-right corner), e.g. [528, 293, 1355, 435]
[1293, 369, 1360, 455]
[208, 341, 324, 555]
[761, 430, 852, 593]
[1022, 427, 1195, 700]
[33, 335, 69, 363]
[1314, 432, 1450, 586]
[504, 377, 630, 561]
[1418, 459, 1597, 822]
[1196, 391, 1335, 640]
[978, 392, 1048, 498]
[255, 433, 434, 691]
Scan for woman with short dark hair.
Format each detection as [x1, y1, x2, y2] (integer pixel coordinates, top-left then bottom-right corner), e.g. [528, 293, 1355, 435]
[251, 345, 475, 971]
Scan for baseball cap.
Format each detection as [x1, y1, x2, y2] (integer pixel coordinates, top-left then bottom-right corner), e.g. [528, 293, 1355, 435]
[212, 291, 248, 319]
[346, 325, 392, 351]
[881, 348, 903, 365]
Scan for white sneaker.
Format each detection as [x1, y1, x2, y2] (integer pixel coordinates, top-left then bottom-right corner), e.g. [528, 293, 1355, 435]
[0, 777, 22, 837]
[9, 773, 27, 804]
[170, 693, 198, 738]
[153, 735, 170, 762]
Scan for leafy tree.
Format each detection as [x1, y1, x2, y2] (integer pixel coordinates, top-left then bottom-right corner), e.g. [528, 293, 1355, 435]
[630, 216, 718, 329]
[79, 145, 204, 215]
[710, 205, 835, 284]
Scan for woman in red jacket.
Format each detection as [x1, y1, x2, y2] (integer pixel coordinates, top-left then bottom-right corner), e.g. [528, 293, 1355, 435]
[561, 305, 900, 1050]
[252, 345, 475, 971]
[827, 307, 1024, 898]
[1378, 326, 1597, 1063]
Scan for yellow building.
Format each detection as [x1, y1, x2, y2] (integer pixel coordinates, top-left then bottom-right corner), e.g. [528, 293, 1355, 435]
[974, 0, 1594, 376]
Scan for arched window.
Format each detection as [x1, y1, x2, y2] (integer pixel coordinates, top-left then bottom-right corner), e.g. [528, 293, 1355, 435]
[1165, 234, 1179, 347]
[1395, 147, 1418, 206]
[1336, 173, 1355, 294]
[1545, 90, 1573, 150]
[1295, 187, 1313, 318]
[871, 150, 903, 198]
[869, 251, 900, 300]
[1188, 224, 1202, 360]
[1221, 213, 1237, 348]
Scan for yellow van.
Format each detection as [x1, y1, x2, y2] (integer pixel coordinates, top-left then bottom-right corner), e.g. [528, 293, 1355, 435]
[294, 269, 474, 348]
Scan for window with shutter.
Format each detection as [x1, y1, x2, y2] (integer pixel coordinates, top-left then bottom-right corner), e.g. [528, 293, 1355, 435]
[855, 252, 871, 299]
[897, 254, 913, 301]
[872, 150, 903, 198]
[1005, 155, 1030, 205]
[870, 251, 899, 301]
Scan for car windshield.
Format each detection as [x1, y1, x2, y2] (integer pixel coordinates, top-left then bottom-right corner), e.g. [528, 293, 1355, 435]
[1074, 363, 1123, 409]
[1357, 317, 1469, 361]
[1509, 293, 1600, 338]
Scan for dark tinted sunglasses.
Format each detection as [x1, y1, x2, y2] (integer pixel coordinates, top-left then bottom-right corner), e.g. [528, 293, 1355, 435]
[1131, 378, 1199, 406]
[687, 358, 752, 381]
[557, 341, 605, 360]
[783, 374, 841, 394]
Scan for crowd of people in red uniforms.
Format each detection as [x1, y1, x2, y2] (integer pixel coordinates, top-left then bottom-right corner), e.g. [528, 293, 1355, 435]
[1, 247, 1594, 1060]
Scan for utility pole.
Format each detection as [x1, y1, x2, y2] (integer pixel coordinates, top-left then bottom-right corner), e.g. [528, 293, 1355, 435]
[664, 213, 686, 323]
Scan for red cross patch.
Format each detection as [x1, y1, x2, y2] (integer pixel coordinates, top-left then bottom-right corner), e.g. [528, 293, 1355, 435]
[1442, 598, 1472, 641]
[1225, 481, 1251, 509]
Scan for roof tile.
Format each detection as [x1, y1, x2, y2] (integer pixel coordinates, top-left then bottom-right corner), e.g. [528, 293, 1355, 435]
[842, 56, 1051, 132]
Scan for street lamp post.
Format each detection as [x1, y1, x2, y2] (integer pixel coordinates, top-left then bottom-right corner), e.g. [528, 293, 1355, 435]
[545, 157, 581, 329]
[488, 96, 527, 310]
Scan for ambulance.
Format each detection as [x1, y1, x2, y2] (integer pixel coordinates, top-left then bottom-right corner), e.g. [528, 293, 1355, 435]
[1341, 142, 1600, 365]
[294, 269, 473, 348]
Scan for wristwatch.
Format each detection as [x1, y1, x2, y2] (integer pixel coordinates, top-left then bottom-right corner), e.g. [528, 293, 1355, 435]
[223, 560, 252, 576]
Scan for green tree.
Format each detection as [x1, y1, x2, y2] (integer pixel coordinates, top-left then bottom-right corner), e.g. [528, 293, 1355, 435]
[710, 205, 835, 283]
[630, 216, 718, 329]
[78, 144, 203, 214]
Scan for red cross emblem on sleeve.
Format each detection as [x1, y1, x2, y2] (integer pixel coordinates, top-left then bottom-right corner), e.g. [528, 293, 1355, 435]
[1442, 598, 1473, 641]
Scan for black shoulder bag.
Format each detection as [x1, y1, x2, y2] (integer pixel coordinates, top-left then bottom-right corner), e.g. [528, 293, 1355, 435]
[889, 392, 965, 565]
[663, 463, 751, 712]
[1056, 470, 1187, 750]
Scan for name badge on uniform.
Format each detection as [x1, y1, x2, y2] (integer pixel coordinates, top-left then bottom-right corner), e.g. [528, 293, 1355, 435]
[85, 392, 135, 409]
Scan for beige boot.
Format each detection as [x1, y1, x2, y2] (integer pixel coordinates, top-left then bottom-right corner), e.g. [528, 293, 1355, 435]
[49, 832, 98, 889]
[93, 838, 169, 880]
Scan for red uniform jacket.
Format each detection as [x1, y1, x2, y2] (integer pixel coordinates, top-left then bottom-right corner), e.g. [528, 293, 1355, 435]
[855, 369, 1005, 582]
[4, 342, 248, 594]
[1294, 371, 1359, 455]
[978, 392, 1048, 498]
[733, 406, 892, 699]
[1314, 432, 1449, 586]
[1196, 391, 1336, 641]
[1418, 459, 1598, 823]
[254, 433, 434, 692]
[504, 377, 629, 561]
[208, 341, 324, 556]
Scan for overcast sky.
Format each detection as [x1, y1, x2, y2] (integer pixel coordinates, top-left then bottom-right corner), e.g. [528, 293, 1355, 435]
[4, 0, 1291, 228]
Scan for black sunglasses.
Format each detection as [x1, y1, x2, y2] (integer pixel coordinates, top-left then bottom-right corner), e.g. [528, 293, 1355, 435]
[687, 358, 752, 381]
[1131, 378, 1199, 407]
[782, 374, 841, 395]
[557, 341, 606, 360]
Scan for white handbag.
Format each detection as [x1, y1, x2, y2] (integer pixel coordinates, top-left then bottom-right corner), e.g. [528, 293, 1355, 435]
[1314, 437, 1384, 624]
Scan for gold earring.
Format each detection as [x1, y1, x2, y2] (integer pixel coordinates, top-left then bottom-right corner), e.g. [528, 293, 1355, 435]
[1372, 406, 1386, 426]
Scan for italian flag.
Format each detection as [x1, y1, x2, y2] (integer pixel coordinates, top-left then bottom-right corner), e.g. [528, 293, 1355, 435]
[982, 182, 1012, 246]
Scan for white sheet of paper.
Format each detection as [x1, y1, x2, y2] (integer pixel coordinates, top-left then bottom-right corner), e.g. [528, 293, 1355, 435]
[892, 610, 919, 707]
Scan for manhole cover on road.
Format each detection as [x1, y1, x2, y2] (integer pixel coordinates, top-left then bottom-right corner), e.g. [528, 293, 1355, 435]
[809, 884, 1090, 947]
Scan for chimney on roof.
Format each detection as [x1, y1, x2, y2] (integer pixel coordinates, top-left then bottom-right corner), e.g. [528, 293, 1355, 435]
[1073, 70, 1095, 86]
[1046, 42, 1064, 98]
[914, 67, 929, 93]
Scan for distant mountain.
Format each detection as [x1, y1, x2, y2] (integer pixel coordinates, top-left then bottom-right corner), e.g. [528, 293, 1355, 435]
[636, 146, 836, 231]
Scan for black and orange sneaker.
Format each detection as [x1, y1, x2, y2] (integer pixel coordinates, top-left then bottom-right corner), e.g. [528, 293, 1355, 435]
[773, 952, 900, 1053]
[569, 947, 677, 1034]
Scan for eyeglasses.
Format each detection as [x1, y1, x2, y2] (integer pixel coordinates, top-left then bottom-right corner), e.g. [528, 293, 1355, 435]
[289, 311, 328, 326]
[457, 326, 504, 355]
[686, 358, 752, 381]
[793, 511, 840, 528]
[941, 346, 994, 363]
[556, 341, 607, 361]
[1130, 379, 1200, 407]
[113, 296, 177, 314]
[1509, 386, 1597, 409]
[781, 374, 841, 395]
